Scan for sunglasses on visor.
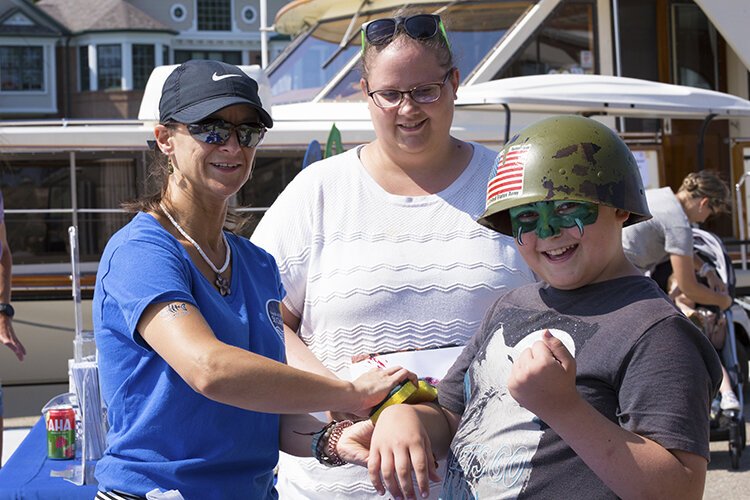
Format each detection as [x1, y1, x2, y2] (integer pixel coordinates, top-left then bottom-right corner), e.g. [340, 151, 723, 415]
[360, 14, 451, 51]
[185, 119, 266, 148]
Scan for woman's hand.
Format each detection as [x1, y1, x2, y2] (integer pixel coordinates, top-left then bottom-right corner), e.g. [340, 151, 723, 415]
[367, 405, 441, 499]
[705, 270, 732, 310]
[349, 366, 416, 417]
[705, 270, 727, 295]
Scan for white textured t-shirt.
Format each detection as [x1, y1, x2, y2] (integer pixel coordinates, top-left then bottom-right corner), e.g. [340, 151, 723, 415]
[251, 143, 535, 499]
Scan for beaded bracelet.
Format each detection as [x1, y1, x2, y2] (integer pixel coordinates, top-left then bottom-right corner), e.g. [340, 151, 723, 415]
[310, 421, 336, 463]
[310, 420, 353, 467]
[324, 419, 353, 466]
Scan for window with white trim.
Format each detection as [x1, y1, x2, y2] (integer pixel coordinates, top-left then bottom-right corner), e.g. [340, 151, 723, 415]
[132, 44, 155, 90]
[171, 3, 187, 22]
[242, 6, 257, 24]
[197, 0, 231, 31]
[97, 44, 122, 90]
[79, 46, 90, 91]
[0, 46, 43, 91]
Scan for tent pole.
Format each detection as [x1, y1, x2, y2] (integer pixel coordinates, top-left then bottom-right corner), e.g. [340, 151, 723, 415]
[502, 103, 511, 143]
[697, 113, 717, 170]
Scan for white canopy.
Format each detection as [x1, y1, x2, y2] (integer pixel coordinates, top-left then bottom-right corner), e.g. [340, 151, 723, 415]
[694, 0, 750, 71]
[455, 74, 750, 119]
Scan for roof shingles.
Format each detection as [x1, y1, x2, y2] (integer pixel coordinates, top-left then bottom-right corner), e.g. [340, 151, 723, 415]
[36, 0, 172, 33]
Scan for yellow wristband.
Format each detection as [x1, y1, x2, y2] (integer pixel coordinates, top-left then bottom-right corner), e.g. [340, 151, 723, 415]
[369, 379, 439, 423]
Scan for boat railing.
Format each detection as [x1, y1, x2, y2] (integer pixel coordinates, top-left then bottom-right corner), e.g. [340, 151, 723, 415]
[620, 131, 663, 145]
[11, 274, 95, 298]
[0, 118, 147, 127]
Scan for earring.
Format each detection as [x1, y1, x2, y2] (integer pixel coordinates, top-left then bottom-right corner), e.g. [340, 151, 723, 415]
[168, 158, 174, 174]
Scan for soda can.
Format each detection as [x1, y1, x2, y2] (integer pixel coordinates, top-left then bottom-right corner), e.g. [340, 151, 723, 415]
[45, 404, 76, 459]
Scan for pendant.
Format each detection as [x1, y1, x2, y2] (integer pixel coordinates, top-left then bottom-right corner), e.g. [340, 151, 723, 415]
[215, 273, 230, 296]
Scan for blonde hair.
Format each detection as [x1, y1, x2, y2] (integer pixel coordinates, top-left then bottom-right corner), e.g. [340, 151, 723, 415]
[678, 171, 731, 214]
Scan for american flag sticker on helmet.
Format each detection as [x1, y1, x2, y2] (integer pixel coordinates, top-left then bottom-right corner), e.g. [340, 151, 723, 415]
[487, 144, 530, 203]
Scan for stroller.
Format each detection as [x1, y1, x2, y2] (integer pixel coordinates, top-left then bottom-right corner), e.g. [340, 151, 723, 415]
[692, 228, 747, 469]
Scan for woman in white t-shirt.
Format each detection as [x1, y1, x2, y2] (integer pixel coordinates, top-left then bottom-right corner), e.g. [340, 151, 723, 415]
[251, 9, 535, 499]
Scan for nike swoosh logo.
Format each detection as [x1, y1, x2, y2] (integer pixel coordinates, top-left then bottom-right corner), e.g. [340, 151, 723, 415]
[212, 72, 242, 81]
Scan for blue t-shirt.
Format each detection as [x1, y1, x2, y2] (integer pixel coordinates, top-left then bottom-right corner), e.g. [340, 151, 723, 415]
[93, 212, 286, 499]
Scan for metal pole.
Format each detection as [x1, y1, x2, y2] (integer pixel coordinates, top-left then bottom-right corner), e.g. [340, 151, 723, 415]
[611, 0, 625, 133]
[68, 151, 83, 345]
[697, 113, 717, 171]
[70, 151, 78, 228]
[502, 103, 511, 143]
[260, 0, 268, 68]
[736, 173, 749, 270]
[69, 226, 83, 342]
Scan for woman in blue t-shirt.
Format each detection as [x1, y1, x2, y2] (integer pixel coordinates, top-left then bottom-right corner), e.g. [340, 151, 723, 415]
[93, 60, 411, 500]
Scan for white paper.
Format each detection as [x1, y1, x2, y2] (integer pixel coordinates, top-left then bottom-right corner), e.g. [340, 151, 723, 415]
[146, 488, 186, 500]
[348, 346, 464, 383]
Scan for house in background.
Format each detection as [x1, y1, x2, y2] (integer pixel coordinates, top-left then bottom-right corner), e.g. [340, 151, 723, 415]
[0, 0, 290, 119]
[0, 0, 64, 117]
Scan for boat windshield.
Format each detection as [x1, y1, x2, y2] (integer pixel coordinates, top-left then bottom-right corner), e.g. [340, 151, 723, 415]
[268, 17, 361, 104]
[269, 1, 535, 104]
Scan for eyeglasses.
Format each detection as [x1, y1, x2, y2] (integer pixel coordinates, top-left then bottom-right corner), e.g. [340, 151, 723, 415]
[366, 69, 454, 109]
[707, 201, 725, 217]
[360, 14, 451, 51]
[700, 196, 725, 217]
[185, 119, 266, 148]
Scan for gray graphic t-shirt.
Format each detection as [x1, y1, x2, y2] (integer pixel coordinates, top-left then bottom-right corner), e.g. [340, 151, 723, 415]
[437, 276, 721, 499]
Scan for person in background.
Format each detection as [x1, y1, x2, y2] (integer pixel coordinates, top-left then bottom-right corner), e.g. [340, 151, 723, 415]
[622, 170, 737, 412]
[335, 115, 722, 499]
[0, 189, 26, 468]
[251, 10, 534, 499]
[622, 171, 732, 310]
[92, 59, 411, 499]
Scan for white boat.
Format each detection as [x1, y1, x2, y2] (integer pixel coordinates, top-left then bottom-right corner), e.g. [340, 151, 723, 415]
[3, 0, 750, 417]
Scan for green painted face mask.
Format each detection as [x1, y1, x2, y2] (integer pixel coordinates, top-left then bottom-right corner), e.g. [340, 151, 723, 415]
[509, 201, 599, 245]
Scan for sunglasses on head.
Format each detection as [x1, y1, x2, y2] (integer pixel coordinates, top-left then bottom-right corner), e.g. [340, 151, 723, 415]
[185, 119, 266, 148]
[360, 14, 451, 52]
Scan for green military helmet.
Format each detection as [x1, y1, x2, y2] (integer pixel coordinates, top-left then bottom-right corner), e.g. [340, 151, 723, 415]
[477, 115, 651, 235]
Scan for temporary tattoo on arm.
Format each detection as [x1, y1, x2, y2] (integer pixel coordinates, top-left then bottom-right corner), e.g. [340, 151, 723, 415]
[159, 302, 190, 321]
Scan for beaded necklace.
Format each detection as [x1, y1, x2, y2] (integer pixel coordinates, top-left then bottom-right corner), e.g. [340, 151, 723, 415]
[159, 202, 231, 296]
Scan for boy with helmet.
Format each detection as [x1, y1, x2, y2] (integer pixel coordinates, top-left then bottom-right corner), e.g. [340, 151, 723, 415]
[334, 115, 723, 499]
